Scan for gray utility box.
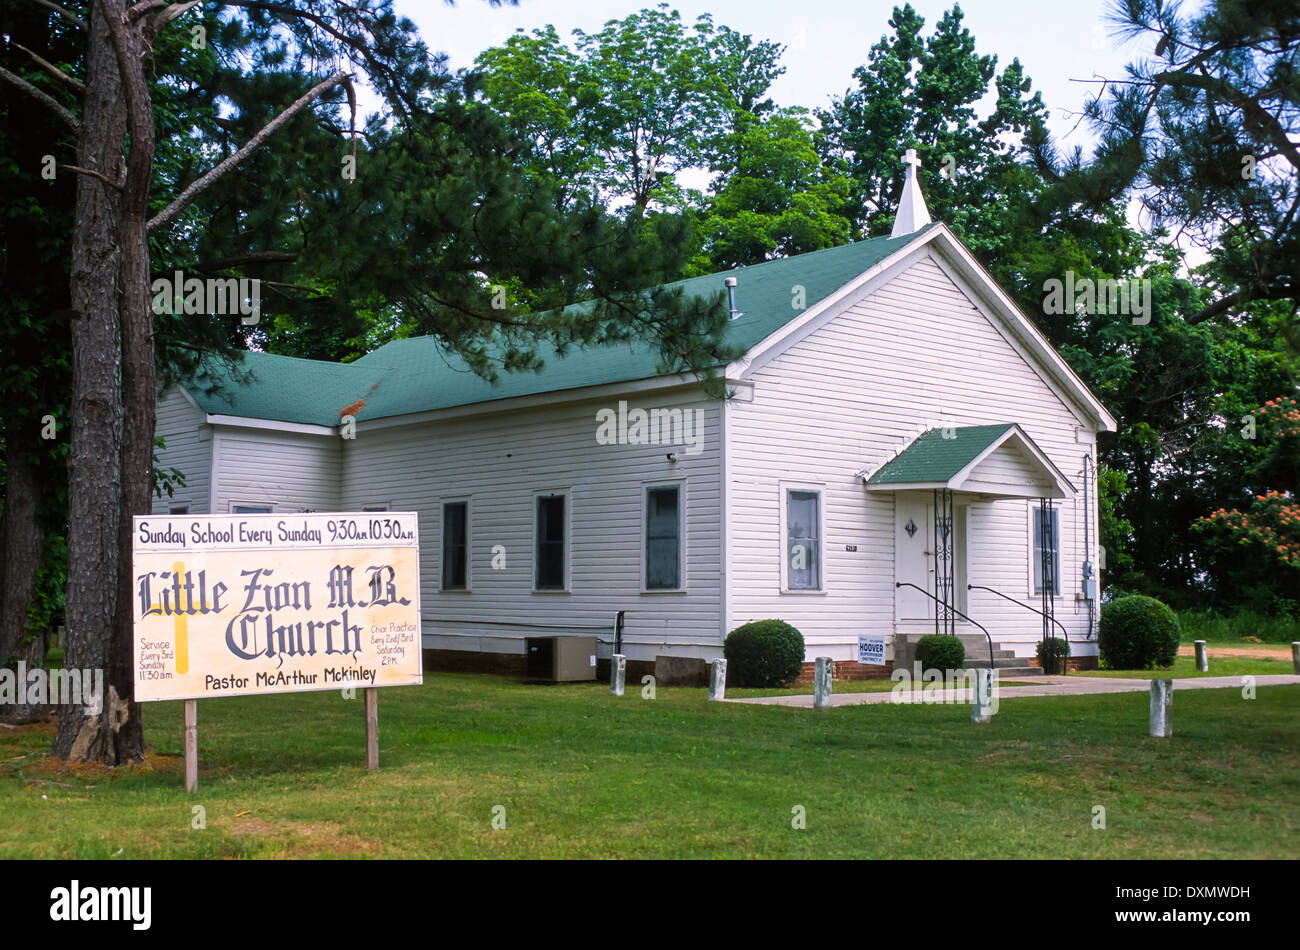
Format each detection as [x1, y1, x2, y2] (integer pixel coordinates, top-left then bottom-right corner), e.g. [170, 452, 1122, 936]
[525, 636, 598, 682]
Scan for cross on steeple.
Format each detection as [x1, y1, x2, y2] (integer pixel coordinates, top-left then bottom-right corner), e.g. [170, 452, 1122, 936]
[891, 146, 932, 238]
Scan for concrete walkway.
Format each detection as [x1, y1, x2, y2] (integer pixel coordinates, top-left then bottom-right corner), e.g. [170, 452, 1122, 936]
[723, 674, 1300, 708]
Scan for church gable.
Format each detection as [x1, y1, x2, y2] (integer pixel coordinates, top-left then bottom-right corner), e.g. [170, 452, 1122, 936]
[731, 227, 1114, 436]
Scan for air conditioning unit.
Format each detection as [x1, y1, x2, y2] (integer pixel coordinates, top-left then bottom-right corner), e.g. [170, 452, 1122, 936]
[525, 636, 598, 682]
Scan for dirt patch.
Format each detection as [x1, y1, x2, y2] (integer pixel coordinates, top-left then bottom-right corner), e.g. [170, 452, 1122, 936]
[230, 818, 278, 836]
[1177, 645, 1292, 660]
[227, 816, 381, 855]
[293, 821, 382, 856]
[23, 748, 182, 779]
[0, 721, 56, 735]
[25, 756, 113, 778]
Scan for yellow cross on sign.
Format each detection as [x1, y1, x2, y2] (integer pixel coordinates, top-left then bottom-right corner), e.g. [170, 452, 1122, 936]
[146, 561, 200, 675]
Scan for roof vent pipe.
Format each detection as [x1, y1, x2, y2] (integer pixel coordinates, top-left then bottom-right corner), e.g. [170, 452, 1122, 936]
[725, 276, 742, 321]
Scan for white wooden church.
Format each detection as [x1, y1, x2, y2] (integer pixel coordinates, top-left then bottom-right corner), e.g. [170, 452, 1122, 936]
[153, 153, 1114, 676]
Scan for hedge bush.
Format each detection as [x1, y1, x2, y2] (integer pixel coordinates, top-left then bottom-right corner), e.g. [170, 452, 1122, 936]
[914, 634, 964, 672]
[723, 620, 805, 688]
[1036, 637, 1070, 674]
[1099, 595, 1180, 669]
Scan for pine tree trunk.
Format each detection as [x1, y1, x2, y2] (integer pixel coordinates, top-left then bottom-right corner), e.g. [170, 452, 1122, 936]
[7, 631, 49, 725]
[51, 1, 127, 762]
[0, 439, 47, 714]
[108, 0, 159, 764]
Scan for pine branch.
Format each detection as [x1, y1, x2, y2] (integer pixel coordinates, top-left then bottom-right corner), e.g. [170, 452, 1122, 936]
[197, 251, 299, 271]
[147, 70, 353, 236]
[127, 1, 173, 20]
[0, 65, 79, 131]
[1186, 285, 1299, 325]
[25, 0, 86, 31]
[1152, 69, 1300, 172]
[62, 163, 124, 190]
[12, 41, 84, 92]
[142, 2, 201, 41]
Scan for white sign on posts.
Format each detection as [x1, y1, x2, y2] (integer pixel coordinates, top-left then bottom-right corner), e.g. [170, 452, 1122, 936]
[132, 512, 422, 701]
[857, 634, 887, 666]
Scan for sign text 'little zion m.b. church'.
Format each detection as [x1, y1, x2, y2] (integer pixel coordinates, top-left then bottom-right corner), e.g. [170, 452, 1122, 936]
[132, 512, 422, 702]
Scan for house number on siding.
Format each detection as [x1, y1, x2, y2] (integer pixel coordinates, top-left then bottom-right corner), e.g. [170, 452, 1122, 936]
[845, 544, 858, 552]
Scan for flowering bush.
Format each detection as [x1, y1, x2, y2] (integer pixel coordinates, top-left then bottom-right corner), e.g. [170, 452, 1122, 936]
[1258, 395, 1300, 438]
[1197, 491, 1300, 570]
[1194, 396, 1300, 572]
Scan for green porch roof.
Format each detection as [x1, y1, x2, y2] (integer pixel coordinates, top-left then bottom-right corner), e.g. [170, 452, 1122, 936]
[185, 226, 933, 427]
[865, 424, 1017, 486]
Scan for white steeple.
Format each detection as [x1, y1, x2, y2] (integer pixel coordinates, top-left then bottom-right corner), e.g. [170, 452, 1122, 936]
[891, 148, 932, 238]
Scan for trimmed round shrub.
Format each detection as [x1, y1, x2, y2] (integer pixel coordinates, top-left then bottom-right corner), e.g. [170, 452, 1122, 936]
[1099, 595, 1180, 669]
[1036, 637, 1070, 674]
[915, 634, 964, 672]
[723, 620, 805, 688]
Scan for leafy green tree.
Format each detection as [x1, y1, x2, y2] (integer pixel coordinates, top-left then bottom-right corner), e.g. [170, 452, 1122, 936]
[818, 3, 1142, 319]
[469, 25, 596, 211]
[474, 5, 785, 216]
[819, 5, 1037, 241]
[1098, 465, 1136, 585]
[690, 107, 851, 272]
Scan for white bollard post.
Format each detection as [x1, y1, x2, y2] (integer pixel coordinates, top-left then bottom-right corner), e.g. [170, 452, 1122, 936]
[1149, 679, 1173, 738]
[1194, 640, 1208, 672]
[709, 658, 727, 701]
[971, 668, 994, 724]
[611, 654, 626, 696]
[1292, 642, 1299, 675]
[813, 657, 832, 709]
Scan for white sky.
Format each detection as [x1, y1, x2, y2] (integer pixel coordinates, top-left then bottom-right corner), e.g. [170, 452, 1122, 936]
[394, 0, 1157, 153]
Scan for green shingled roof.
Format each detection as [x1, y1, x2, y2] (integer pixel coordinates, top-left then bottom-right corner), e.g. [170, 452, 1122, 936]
[866, 424, 1016, 486]
[185, 226, 933, 426]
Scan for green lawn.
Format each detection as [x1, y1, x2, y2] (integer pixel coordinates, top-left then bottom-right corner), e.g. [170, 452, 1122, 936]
[1077, 655, 1294, 679]
[1, 673, 1296, 859]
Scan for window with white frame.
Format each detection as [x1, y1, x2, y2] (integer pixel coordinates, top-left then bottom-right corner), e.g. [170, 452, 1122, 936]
[535, 493, 567, 590]
[645, 485, 682, 590]
[232, 504, 271, 513]
[1032, 504, 1061, 596]
[442, 501, 469, 590]
[786, 489, 821, 590]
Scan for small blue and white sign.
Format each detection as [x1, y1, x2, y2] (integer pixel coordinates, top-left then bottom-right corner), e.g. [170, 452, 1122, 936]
[857, 634, 887, 666]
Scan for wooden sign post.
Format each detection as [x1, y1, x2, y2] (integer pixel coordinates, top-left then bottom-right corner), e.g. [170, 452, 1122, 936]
[364, 687, 378, 769]
[184, 699, 198, 792]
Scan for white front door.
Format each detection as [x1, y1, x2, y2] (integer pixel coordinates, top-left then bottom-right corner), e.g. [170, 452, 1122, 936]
[895, 494, 967, 622]
[895, 495, 933, 621]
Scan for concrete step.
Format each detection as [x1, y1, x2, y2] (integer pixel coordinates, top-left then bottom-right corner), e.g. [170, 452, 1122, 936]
[895, 642, 1022, 665]
[963, 660, 1044, 675]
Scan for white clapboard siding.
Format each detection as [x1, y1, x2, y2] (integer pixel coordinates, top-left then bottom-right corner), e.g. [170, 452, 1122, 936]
[726, 251, 1101, 659]
[152, 385, 212, 514]
[339, 388, 723, 661]
[961, 443, 1055, 494]
[210, 427, 341, 514]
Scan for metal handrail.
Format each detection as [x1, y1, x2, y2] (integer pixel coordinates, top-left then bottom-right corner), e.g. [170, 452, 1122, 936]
[895, 582, 995, 671]
[967, 584, 1071, 675]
